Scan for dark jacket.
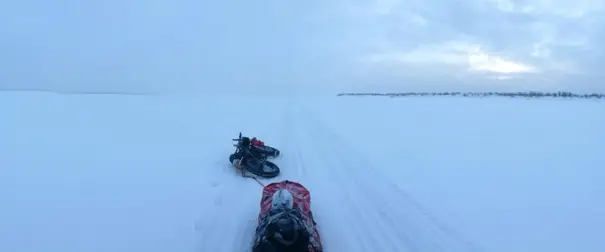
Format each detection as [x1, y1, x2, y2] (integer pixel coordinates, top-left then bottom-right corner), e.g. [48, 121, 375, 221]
[253, 228, 310, 252]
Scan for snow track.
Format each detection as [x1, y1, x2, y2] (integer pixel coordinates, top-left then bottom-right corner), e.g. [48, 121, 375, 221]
[284, 106, 479, 252]
[196, 100, 480, 252]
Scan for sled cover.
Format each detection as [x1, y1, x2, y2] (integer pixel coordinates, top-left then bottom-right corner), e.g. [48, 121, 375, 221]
[254, 180, 322, 252]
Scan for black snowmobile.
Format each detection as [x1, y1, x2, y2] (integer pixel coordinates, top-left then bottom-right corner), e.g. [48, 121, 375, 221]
[229, 133, 280, 178]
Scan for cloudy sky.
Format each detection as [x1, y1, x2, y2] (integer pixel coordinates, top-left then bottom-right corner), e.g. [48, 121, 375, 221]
[1, 0, 603, 94]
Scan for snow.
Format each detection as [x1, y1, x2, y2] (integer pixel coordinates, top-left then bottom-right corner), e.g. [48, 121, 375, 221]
[1, 91, 604, 252]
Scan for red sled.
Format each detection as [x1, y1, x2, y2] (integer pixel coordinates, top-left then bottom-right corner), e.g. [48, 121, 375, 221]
[256, 180, 323, 252]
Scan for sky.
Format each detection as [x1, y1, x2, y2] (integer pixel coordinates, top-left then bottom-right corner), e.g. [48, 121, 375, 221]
[1, 0, 604, 95]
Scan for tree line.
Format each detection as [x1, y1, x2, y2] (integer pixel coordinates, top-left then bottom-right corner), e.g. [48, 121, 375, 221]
[337, 92, 605, 100]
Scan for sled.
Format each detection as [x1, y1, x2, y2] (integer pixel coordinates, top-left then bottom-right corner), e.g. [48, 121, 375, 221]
[255, 180, 323, 252]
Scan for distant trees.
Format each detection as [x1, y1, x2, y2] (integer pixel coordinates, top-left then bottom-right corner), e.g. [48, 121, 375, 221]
[336, 92, 605, 100]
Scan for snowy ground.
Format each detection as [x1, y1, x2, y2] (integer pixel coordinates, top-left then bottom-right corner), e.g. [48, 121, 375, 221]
[1, 91, 604, 252]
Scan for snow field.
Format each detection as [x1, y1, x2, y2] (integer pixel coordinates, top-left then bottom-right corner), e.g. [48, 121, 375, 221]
[1, 92, 603, 252]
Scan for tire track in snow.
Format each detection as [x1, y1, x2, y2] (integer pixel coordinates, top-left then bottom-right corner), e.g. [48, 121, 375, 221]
[284, 102, 309, 180]
[279, 104, 364, 251]
[242, 96, 303, 186]
[278, 105, 385, 251]
[298, 107, 482, 252]
[298, 113, 409, 252]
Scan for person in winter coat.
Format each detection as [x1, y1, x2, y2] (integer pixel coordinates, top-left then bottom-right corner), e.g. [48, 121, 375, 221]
[253, 180, 323, 252]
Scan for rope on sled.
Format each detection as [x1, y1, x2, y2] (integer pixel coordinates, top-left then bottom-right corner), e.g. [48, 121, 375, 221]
[235, 159, 265, 187]
[250, 176, 265, 187]
[242, 173, 265, 187]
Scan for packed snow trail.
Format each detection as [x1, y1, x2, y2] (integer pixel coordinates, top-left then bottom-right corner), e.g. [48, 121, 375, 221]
[269, 105, 481, 252]
[198, 101, 482, 252]
[1, 92, 603, 252]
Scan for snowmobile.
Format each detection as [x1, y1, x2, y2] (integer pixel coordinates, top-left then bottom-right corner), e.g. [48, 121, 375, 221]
[230, 132, 280, 178]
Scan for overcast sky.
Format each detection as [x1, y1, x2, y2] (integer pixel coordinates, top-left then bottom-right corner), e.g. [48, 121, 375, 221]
[1, 0, 603, 94]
